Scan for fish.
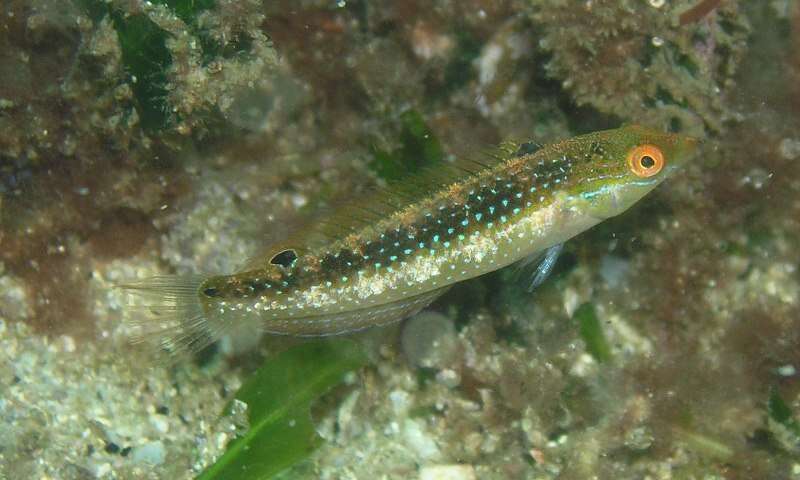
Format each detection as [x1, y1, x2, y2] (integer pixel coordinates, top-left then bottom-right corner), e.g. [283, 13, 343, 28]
[122, 125, 698, 355]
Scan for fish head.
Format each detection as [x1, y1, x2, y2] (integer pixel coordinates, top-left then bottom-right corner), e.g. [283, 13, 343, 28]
[568, 124, 699, 219]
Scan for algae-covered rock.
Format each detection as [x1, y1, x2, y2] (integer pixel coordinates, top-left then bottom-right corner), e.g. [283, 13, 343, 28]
[531, 0, 750, 135]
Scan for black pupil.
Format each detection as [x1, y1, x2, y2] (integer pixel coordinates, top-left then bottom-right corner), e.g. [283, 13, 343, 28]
[270, 249, 298, 267]
[203, 287, 220, 297]
[640, 155, 656, 168]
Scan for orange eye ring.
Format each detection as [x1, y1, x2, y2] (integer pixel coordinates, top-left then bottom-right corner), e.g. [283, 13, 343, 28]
[627, 144, 665, 178]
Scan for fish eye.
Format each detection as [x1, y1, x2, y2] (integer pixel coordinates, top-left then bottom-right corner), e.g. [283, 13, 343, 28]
[270, 249, 298, 267]
[627, 144, 664, 178]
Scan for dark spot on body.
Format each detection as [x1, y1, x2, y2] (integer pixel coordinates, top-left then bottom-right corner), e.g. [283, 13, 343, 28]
[270, 249, 298, 267]
[203, 287, 220, 297]
[515, 142, 542, 157]
[104, 442, 120, 454]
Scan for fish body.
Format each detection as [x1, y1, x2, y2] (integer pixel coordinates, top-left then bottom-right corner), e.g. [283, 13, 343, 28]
[124, 125, 697, 353]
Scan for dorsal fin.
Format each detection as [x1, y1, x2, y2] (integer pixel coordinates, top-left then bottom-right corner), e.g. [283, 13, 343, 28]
[242, 140, 526, 266]
[300, 142, 522, 247]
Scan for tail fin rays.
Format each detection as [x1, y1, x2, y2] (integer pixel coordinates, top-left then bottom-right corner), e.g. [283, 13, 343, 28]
[117, 275, 219, 358]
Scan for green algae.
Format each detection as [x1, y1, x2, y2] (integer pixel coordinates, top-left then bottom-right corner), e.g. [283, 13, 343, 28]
[769, 389, 798, 430]
[768, 388, 800, 441]
[197, 339, 367, 480]
[149, 0, 248, 63]
[77, 1, 173, 130]
[573, 302, 611, 363]
[110, 13, 173, 131]
[75, 0, 267, 132]
[152, 0, 215, 25]
[439, 29, 483, 98]
[368, 110, 444, 180]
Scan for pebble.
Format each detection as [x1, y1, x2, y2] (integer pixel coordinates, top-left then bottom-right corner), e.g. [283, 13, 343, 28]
[389, 389, 411, 415]
[600, 255, 630, 288]
[131, 441, 166, 465]
[435, 369, 460, 388]
[779, 138, 800, 160]
[403, 419, 441, 461]
[419, 464, 477, 480]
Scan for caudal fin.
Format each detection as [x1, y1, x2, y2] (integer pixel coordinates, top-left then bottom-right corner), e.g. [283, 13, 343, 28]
[117, 275, 217, 358]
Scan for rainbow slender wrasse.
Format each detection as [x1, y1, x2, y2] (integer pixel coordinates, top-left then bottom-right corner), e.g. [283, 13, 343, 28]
[122, 125, 698, 354]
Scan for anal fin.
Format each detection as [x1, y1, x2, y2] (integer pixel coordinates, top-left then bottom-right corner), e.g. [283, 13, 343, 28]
[261, 287, 450, 337]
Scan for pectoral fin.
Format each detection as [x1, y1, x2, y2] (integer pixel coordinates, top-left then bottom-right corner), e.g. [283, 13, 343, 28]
[515, 243, 564, 292]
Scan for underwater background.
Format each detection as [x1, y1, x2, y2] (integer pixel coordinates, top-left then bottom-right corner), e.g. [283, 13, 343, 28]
[1, 0, 799, 478]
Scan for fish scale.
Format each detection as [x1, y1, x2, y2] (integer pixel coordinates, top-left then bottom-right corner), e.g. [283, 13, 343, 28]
[121, 125, 698, 353]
